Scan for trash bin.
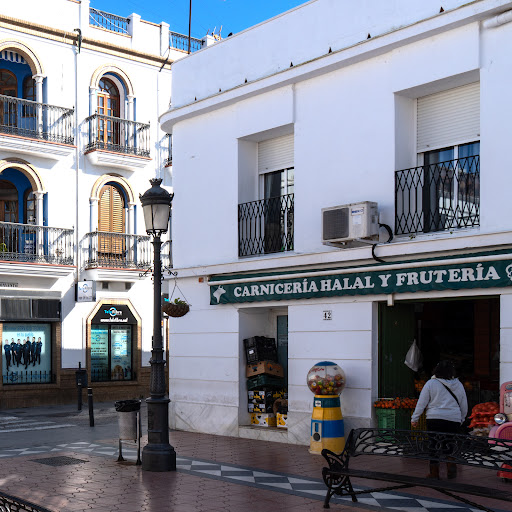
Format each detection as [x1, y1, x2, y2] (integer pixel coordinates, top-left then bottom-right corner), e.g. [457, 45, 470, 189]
[115, 399, 142, 465]
[115, 399, 140, 440]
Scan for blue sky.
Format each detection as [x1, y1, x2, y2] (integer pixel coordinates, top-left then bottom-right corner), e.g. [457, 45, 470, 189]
[91, 0, 309, 39]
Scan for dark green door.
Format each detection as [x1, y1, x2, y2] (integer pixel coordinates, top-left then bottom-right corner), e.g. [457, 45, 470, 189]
[379, 303, 416, 398]
[277, 315, 288, 387]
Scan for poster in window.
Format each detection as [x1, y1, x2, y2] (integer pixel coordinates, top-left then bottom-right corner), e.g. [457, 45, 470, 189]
[91, 325, 109, 381]
[2, 323, 51, 384]
[111, 326, 131, 380]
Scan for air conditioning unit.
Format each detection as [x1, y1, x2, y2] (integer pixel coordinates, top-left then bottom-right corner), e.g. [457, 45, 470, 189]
[322, 201, 379, 244]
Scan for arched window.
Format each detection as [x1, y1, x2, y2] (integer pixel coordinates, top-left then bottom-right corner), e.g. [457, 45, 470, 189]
[0, 70, 17, 128]
[0, 180, 18, 223]
[0, 70, 17, 97]
[97, 78, 120, 147]
[98, 184, 125, 260]
[98, 78, 120, 117]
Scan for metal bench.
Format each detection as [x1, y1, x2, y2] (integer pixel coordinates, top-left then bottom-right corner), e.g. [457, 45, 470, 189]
[321, 427, 512, 511]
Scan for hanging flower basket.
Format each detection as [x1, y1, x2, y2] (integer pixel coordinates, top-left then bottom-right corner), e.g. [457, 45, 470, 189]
[162, 299, 190, 318]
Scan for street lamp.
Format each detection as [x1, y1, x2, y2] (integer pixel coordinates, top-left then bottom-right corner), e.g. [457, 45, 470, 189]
[139, 177, 176, 472]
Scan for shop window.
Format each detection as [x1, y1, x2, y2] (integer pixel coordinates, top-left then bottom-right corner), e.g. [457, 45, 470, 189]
[2, 322, 52, 384]
[91, 324, 132, 382]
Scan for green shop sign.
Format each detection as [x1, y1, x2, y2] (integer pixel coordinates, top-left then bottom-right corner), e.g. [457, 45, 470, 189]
[210, 258, 512, 304]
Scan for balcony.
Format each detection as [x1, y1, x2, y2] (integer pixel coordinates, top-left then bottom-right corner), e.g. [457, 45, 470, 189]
[0, 222, 74, 265]
[0, 95, 74, 159]
[395, 155, 480, 236]
[169, 31, 203, 53]
[84, 114, 150, 170]
[82, 232, 151, 270]
[89, 8, 129, 34]
[238, 194, 294, 257]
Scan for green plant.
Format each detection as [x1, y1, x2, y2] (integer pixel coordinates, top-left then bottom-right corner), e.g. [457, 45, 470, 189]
[173, 297, 187, 305]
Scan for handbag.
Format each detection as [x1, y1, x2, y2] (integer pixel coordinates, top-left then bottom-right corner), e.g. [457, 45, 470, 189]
[438, 380, 469, 433]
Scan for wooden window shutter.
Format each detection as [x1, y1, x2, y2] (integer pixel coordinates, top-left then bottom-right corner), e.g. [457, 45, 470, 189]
[98, 185, 125, 256]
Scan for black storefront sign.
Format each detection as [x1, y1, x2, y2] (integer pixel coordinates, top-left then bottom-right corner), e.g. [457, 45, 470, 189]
[91, 304, 137, 325]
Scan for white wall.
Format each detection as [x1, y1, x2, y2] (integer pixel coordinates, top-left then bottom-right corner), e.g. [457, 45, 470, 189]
[171, 0, 486, 108]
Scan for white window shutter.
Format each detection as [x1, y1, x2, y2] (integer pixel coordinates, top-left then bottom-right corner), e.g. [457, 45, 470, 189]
[258, 133, 294, 173]
[417, 82, 480, 152]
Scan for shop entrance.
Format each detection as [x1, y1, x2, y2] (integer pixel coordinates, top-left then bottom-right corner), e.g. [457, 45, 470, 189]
[378, 297, 499, 408]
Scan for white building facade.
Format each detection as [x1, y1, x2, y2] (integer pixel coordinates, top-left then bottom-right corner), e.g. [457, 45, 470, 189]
[161, 0, 512, 445]
[0, 0, 208, 407]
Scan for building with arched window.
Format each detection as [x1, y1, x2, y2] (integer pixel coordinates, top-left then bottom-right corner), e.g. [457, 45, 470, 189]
[0, 0, 213, 407]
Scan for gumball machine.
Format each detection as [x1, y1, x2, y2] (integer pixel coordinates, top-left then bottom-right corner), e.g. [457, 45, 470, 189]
[307, 361, 346, 454]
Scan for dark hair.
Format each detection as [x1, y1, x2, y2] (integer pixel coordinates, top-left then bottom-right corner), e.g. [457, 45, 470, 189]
[433, 360, 456, 380]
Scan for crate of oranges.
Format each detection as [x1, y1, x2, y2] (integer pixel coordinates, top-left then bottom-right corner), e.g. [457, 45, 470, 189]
[374, 398, 419, 430]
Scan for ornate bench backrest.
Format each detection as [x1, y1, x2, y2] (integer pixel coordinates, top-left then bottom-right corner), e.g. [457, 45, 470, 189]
[348, 428, 512, 472]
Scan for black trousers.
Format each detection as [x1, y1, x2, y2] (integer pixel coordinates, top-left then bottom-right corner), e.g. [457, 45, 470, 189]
[426, 418, 460, 464]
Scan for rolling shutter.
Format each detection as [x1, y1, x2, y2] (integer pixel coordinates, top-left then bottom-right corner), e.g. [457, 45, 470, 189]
[417, 82, 480, 152]
[258, 133, 294, 173]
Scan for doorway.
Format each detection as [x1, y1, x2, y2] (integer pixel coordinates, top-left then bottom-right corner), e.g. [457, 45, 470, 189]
[379, 297, 500, 408]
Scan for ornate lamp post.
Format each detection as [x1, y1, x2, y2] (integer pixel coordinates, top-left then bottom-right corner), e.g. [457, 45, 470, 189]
[139, 178, 176, 472]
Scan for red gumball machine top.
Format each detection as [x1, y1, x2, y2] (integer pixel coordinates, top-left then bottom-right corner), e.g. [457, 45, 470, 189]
[307, 361, 346, 396]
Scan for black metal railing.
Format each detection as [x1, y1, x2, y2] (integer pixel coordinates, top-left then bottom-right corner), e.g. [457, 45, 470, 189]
[91, 368, 134, 382]
[0, 490, 53, 511]
[164, 133, 172, 166]
[0, 222, 74, 264]
[238, 194, 294, 257]
[3, 370, 55, 385]
[85, 114, 150, 157]
[169, 31, 203, 53]
[395, 155, 480, 235]
[82, 232, 151, 269]
[0, 94, 74, 144]
[161, 239, 172, 269]
[89, 8, 130, 34]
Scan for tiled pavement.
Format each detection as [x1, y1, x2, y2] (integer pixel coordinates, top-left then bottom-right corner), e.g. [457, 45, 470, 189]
[0, 429, 512, 512]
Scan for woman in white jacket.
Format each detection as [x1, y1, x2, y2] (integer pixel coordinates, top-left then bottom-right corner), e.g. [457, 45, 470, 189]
[411, 360, 468, 480]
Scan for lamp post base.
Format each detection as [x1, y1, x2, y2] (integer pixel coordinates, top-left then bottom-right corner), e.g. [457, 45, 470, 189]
[142, 443, 176, 472]
[142, 396, 176, 472]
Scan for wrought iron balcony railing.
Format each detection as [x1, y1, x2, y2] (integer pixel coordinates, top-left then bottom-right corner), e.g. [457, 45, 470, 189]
[164, 133, 172, 166]
[169, 31, 203, 53]
[0, 222, 74, 264]
[89, 8, 130, 34]
[82, 231, 151, 269]
[0, 94, 74, 144]
[238, 194, 294, 257]
[85, 114, 150, 157]
[395, 155, 480, 236]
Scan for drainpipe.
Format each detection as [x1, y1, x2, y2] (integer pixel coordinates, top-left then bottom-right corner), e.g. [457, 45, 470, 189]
[73, 29, 81, 285]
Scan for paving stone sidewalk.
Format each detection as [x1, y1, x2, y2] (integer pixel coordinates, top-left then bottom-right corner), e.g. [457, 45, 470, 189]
[0, 429, 511, 512]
